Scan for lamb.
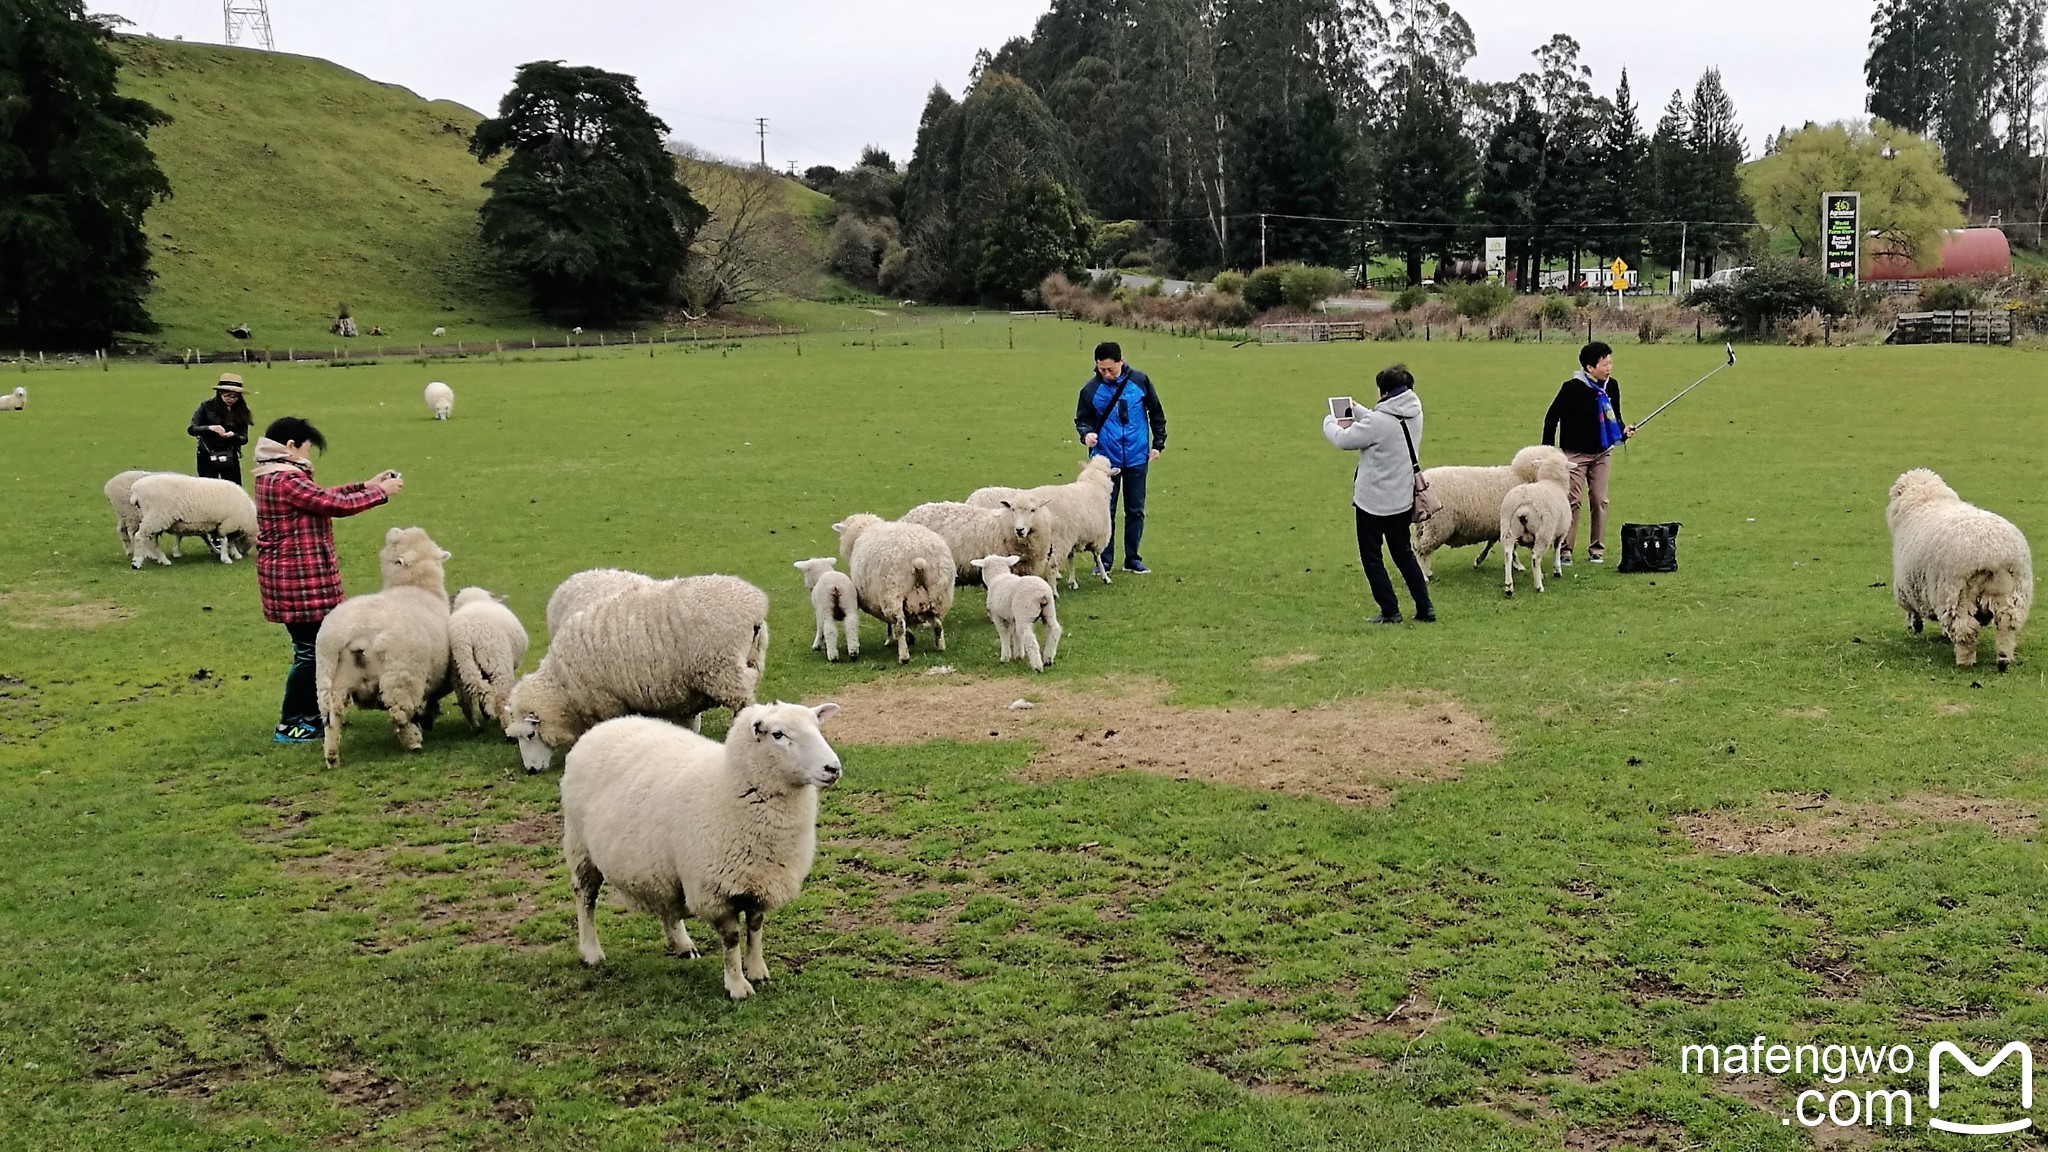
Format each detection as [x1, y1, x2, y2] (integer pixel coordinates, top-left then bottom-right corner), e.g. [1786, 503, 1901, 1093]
[126, 473, 257, 568]
[970, 555, 1062, 671]
[0, 386, 25, 411]
[503, 574, 769, 773]
[793, 557, 859, 661]
[423, 380, 454, 420]
[316, 527, 455, 768]
[900, 499, 1041, 582]
[448, 587, 530, 731]
[831, 514, 953, 664]
[1887, 468, 2033, 671]
[104, 470, 216, 562]
[1498, 446, 1573, 597]
[545, 567, 658, 637]
[1412, 450, 1547, 578]
[561, 702, 842, 1000]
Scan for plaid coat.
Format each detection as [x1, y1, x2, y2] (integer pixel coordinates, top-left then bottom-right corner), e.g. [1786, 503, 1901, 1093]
[254, 457, 388, 624]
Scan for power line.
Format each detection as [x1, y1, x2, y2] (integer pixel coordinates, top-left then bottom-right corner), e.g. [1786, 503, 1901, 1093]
[221, 0, 273, 50]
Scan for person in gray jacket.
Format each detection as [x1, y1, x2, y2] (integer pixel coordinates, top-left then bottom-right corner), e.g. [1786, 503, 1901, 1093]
[1322, 363, 1434, 623]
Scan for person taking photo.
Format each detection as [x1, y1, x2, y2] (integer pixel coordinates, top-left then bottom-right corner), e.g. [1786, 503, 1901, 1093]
[1541, 341, 1636, 565]
[1324, 364, 1435, 624]
[189, 373, 253, 485]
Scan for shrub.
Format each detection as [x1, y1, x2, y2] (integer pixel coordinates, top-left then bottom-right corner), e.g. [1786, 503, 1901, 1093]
[876, 240, 909, 295]
[1392, 285, 1430, 313]
[827, 217, 881, 285]
[1450, 281, 1515, 320]
[1281, 264, 1350, 309]
[1243, 266, 1289, 312]
[1092, 219, 1145, 267]
[1785, 310, 1828, 347]
[1637, 315, 1665, 344]
[1537, 294, 1577, 326]
[1089, 271, 1117, 297]
[1916, 279, 1982, 311]
[1191, 291, 1253, 327]
[1211, 269, 1247, 296]
[1684, 253, 1845, 337]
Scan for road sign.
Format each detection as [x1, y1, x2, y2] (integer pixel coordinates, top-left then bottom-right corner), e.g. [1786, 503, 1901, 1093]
[1485, 236, 1507, 281]
[1823, 192, 1860, 282]
[1609, 258, 1630, 291]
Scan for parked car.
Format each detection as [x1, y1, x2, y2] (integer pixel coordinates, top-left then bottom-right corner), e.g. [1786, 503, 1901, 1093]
[1689, 265, 1755, 291]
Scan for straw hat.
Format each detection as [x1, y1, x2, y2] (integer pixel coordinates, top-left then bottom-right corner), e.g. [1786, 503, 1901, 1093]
[215, 373, 246, 393]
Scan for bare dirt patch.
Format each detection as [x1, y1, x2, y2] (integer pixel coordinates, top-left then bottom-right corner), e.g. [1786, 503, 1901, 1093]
[1782, 707, 1830, 719]
[0, 591, 135, 629]
[285, 842, 553, 952]
[1675, 791, 2038, 856]
[818, 675, 1501, 806]
[1251, 652, 1319, 671]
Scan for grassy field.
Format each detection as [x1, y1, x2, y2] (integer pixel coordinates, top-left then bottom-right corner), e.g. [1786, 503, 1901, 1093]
[1, 327, 2044, 1150]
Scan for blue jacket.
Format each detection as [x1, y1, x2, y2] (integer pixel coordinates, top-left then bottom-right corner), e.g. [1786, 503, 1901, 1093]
[1074, 366, 1166, 470]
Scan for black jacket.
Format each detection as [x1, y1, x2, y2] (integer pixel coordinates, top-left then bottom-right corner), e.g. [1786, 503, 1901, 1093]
[188, 398, 251, 455]
[1542, 374, 1623, 455]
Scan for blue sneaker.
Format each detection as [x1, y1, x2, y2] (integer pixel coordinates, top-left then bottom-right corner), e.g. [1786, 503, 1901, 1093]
[1124, 560, 1150, 574]
[273, 719, 320, 744]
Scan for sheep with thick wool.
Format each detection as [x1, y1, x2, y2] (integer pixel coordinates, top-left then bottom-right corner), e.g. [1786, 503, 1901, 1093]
[1498, 446, 1572, 596]
[448, 587, 530, 731]
[126, 473, 256, 568]
[901, 499, 1042, 582]
[969, 456, 1118, 589]
[1411, 450, 1547, 578]
[970, 554, 1062, 671]
[832, 514, 953, 664]
[793, 557, 859, 661]
[1887, 468, 2033, 671]
[316, 527, 455, 768]
[503, 574, 769, 773]
[0, 386, 25, 411]
[561, 702, 842, 1000]
[105, 470, 217, 563]
[545, 567, 657, 637]
[423, 381, 454, 420]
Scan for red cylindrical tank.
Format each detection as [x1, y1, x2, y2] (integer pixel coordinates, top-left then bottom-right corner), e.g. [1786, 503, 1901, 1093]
[1865, 227, 2012, 280]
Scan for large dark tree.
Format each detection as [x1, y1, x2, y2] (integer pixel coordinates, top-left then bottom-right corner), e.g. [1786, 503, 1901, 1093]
[0, 3, 170, 345]
[1591, 69, 1647, 266]
[470, 62, 707, 322]
[1868, 0, 2046, 217]
[1644, 90, 1695, 272]
[1685, 68, 1751, 276]
[1375, 59, 1476, 284]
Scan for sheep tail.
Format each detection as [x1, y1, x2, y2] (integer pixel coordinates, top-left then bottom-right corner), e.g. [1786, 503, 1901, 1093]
[828, 585, 848, 621]
[1962, 567, 2021, 626]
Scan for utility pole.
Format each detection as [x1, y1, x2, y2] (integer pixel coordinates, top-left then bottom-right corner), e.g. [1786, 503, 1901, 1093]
[1676, 221, 1688, 293]
[1259, 214, 1268, 267]
[754, 118, 768, 169]
[223, 0, 274, 50]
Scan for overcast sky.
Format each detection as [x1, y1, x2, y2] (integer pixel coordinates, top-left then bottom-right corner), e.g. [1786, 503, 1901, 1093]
[95, 1, 1871, 166]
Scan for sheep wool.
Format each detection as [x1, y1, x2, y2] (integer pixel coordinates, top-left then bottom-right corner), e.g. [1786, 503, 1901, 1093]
[561, 703, 843, 1000]
[1887, 468, 2033, 671]
[1025, 457, 1119, 589]
[423, 381, 454, 420]
[546, 567, 658, 638]
[105, 470, 215, 563]
[793, 557, 859, 661]
[0, 386, 25, 411]
[448, 587, 531, 731]
[1498, 446, 1572, 596]
[504, 574, 769, 773]
[832, 514, 954, 664]
[1411, 449, 1547, 578]
[970, 554, 1063, 671]
[315, 527, 455, 768]
[902, 500, 1041, 582]
[126, 473, 257, 568]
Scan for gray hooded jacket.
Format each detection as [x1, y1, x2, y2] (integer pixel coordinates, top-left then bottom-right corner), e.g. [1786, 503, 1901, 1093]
[1322, 388, 1423, 517]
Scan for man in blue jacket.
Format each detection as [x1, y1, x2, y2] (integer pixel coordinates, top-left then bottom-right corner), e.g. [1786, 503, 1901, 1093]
[1074, 342, 1167, 574]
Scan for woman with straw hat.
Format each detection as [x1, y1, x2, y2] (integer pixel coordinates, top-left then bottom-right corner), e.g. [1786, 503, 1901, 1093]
[189, 373, 253, 485]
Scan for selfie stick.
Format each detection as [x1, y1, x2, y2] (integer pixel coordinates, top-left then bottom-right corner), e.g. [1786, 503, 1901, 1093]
[1633, 342, 1736, 432]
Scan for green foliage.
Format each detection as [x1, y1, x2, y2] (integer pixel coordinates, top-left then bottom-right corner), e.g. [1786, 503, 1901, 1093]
[828, 216, 882, 286]
[1092, 219, 1143, 267]
[974, 176, 1090, 304]
[831, 163, 902, 223]
[1684, 252, 1845, 335]
[1916, 279, 1983, 310]
[1376, 60, 1477, 284]
[1280, 264, 1349, 309]
[1241, 265, 1288, 312]
[1450, 280, 1514, 319]
[1209, 269, 1246, 296]
[1536, 293, 1577, 325]
[1392, 285, 1430, 312]
[1743, 120, 1964, 265]
[0, 2, 171, 344]
[470, 62, 707, 322]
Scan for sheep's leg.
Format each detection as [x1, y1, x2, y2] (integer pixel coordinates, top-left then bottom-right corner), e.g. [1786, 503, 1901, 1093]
[710, 910, 753, 999]
[1552, 538, 1564, 577]
[932, 617, 946, 653]
[213, 533, 234, 564]
[662, 915, 700, 960]
[1949, 615, 1982, 667]
[571, 856, 606, 966]
[1995, 615, 2020, 672]
[380, 671, 429, 751]
[131, 521, 172, 568]
[842, 617, 859, 659]
[1041, 601, 1062, 664]
[1502, 537, 1516, 597]
[742, 909, 769, 983]
[322, 701, 346, 769]
[1905, 608, 1924, 635]
[1532, 544, 1547, 593]
[1471, 539, 1495, 570]
[169, 533, 183, 558]
[996, 618, 1014, 663]
[894, 610, 912, 664]
[811, 621, 825, 653]
[1018, 619, 1044, 672]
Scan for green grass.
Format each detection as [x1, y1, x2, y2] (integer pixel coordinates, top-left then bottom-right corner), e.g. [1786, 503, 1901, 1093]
[2, 329, 2046, 1150]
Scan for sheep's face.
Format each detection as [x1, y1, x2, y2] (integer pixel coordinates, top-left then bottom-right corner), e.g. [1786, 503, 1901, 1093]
[501, 709, 553, 773]
[994, 497, 1041, 541]
[739, 702, 842, 789]
[379, 527, 450, 589]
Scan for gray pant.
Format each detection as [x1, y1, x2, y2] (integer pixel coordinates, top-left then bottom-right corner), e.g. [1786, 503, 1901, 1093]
[1564, 449, 1612, 557]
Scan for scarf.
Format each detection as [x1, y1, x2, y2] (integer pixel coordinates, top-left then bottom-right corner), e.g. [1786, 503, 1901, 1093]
[1577, 370, 1624, 451]
[251, 436, 311, 479]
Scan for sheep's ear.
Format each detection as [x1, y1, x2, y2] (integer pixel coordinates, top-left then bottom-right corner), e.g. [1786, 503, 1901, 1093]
[792, 560, 807, 570]
[830, 521, 846, 533]
[385, 527, 402, 544]
[999, 500, 1011, 509]
[439, 550, 452, 561]
[492, 592, 506, 603]
[812, 702, 839, 723]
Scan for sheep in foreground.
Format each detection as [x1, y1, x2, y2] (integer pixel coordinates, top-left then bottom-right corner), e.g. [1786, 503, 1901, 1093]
[316, 527, 454, 768]
[448, 587, 530, 731]
[126, 473, 256, 568]
[0, 386, 25, 411]
[1498, 446, 1572, 597]
[561, 702, 842, 1000]
[1022, 457, 1119, 589]
[970, 555, 1062, 671]
[503, 574, 769, 773]
[104, 470, 215, 563]
[545, 567, 657, 637]
[1887, 468, 2033, 671]
[793, 557, 858, 661]
[901, 499, 1042, 582]
[1412, 450, 1546, 578]
[423, 380, 454, 420]
[832, 514, 953, 664]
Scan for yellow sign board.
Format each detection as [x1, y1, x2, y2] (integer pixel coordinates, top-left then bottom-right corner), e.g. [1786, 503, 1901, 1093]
[1609, 258, 1630, 291]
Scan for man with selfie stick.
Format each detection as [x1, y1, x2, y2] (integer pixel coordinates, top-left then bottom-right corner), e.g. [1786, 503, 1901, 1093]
[1542, 341, 1635, 565]
[1075, 342, 1166, 575]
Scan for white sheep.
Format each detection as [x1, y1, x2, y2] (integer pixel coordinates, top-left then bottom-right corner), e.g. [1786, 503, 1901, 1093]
[104, 470, 216, 562]
[832, 514, 953, 664]
[0, 386, 25, 411]
[503, 574, 769, 773]
[901, 499, 1042, 582]
[793, 557, 858, 661]
[561, 702, 842, 1000]
[316, 527, 455, 768]
[126, 473, 256, 568]
[432, 326, 447, 338]
[423, 380, 454, 420]
[1498, 446, 1572, 597]
[970, 554, 1062, 671]
[1412, 450, 1546, 578]
[1887, 468, 2034, 671]
[545, 567, 658, 637]
[976, 456, 1118, 589]
[448, 587, 530, 731]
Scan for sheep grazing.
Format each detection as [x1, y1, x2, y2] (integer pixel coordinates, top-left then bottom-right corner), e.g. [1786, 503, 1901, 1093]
[423, 381, 454, 420]
[793, 557, 858, 661]
[970, 555, 1062, 672]
[901, 499, 1041, 582]
[126, 474, 257, 568]
[1498, 446, 1572, 596]
[431, 326, 447, 338]
[1412, 450, 1547, 579]
[316, 527, 455, 768]
[832, 514, 953, 664]
[503, 574, 769, 773]
[560, 702, 842, 1000]
[1887, 468, 2034, 671]
[448, 587, 530, 731]
[104, 470, 215, 562]
[545, 567, 658, 637]
[0, 386, 25, 411]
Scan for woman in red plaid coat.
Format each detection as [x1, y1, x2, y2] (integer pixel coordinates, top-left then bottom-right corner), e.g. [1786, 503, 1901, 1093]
[253, 416, 404, 743]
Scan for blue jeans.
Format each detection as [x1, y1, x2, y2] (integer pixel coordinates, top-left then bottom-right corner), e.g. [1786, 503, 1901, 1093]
[281, 620, 320, 726]
[1103, 463, 1147, 569]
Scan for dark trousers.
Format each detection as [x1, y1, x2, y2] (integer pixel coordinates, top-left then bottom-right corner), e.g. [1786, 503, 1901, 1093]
[1355, 505, 1433, 618]
[281, 620, 320, 726]
[1103, 463, 1148, 569]
[197, 450, 242, 487]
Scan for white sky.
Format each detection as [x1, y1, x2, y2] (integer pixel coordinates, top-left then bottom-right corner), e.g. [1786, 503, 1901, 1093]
[94, 1, 1870, 165]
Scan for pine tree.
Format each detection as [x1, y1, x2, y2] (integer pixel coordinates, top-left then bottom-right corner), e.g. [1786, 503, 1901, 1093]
[1375, 60, 1476, 284]
[1685, 68, 1751, 277]
[1475, 91, 1544, 287]
[1593, 70, 1648, 265]
[1645, 90, 1694, 273]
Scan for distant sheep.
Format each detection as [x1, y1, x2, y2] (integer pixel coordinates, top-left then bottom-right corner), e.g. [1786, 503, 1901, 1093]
[832, 514, 953, 663]
[1887, 468, 2033, 671]
[901, 499, 1040, 582]
[545, 567, 658, 637]
[561, 702, 842, 999]
[448, 587, 530, 731]
[970, 554, 1062, 671]
[793, 557, 858, 661]
[0, 386, 25, 411]
[432, 326, 447, 338]
[424, 381, 454, 420]
[104, 470, 216, 563]
[316, 527, 455, 768]
[1498, 446, 1572, 596]
[1412, 450, 1546, 578]
[126, 473, 256, 568]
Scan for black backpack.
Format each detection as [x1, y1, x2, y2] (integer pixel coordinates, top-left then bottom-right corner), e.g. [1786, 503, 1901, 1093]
[1617, 523, 1680, 573]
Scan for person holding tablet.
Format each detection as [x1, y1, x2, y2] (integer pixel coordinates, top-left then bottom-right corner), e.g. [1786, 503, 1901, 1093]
[1323, 364, 1434, 624]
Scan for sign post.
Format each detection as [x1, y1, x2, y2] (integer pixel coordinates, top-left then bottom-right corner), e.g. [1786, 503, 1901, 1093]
[1609, 257, 1630, 309]
[1823, 192, 1860, 283]
[1485, 236, 1507, 283]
